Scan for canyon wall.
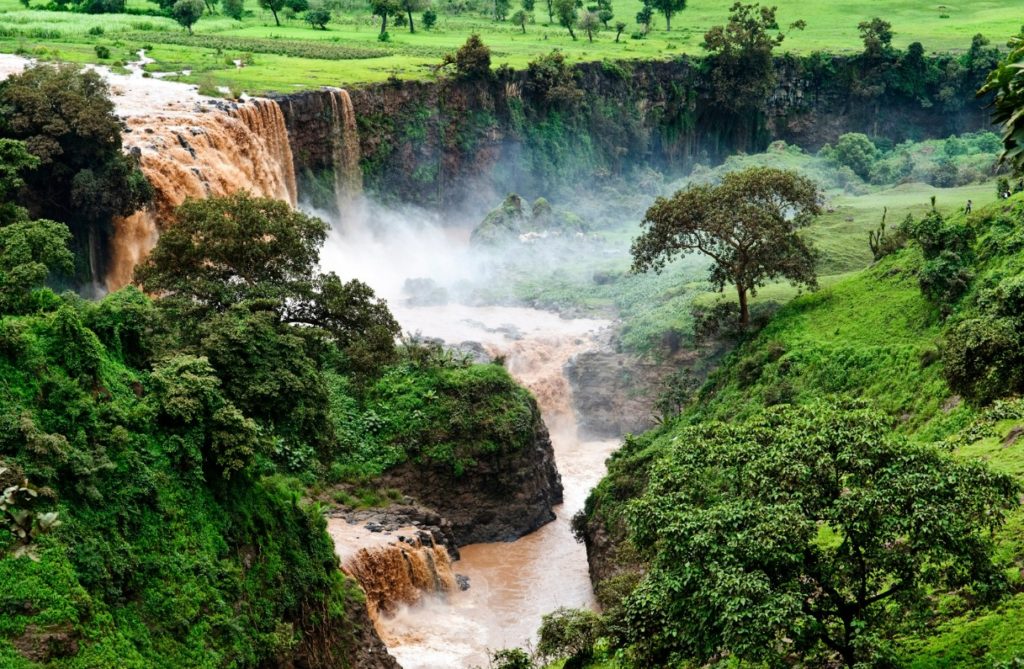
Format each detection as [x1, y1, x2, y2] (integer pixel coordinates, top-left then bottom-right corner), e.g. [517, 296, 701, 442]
[278, 55, 991, 213]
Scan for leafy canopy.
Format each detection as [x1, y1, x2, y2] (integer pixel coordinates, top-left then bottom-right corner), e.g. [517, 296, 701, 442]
[631, 166, 821, 325]
[980, 30, 1024, 175]
[623, 402, 1019, 668]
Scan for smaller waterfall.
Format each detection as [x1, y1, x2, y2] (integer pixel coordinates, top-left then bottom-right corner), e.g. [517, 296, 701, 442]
[344, 537, 459, 620]
[327, 89, 363, 224]
[106, 98, 298, 290]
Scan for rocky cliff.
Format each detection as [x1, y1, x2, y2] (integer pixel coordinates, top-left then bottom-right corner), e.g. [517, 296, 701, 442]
[379, 399, 563, 545]
[277, 55, 990, 213]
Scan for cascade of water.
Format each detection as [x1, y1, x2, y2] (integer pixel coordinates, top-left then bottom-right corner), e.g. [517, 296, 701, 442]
[106, 98, 298, 291]
[342, 536, 458, 621]
[327, 89, 363, 226]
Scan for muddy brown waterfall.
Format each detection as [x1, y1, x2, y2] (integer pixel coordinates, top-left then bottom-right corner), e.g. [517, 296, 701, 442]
[328, 88, 364, 220]
[106, 98, 298, 291]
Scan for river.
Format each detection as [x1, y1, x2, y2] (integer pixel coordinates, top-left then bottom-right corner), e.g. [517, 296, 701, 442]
[320, 210, 621, 668]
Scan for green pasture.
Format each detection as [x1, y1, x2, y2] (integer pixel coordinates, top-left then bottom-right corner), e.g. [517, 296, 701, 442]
[1, 0, 1021, 92]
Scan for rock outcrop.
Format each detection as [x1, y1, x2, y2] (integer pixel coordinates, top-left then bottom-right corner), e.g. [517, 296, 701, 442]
[379, 404, 563, 545]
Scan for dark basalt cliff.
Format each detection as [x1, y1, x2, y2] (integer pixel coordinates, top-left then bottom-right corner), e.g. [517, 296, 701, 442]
[379, 402, 563, 545]
[277, 55, 989, 214]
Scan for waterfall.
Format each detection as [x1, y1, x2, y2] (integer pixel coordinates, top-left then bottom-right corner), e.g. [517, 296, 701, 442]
[343, 536, 459, 621]
[327, 88, 363, 223]
[105, 98, 298, 291]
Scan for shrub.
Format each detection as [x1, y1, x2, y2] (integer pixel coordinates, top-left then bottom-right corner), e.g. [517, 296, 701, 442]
[943, 317, 1024, 405]
[442, 34, 491, 79]
[422, 7, 436, 28]
[537, 607, 603, 664]
[304, 5, 331, 28]
[832, 132, 878, 180]
[94, 44, 110, 59]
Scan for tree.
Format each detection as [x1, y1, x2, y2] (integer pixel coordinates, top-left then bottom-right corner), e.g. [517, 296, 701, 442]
[623, 402, 1019, 668]
[521, 0, 533, 10]
[980, 32, 1024, 175]
[635, 1, 652, 33]
[304, 3, 330, 27]
[135, 193, 400, 377]
[369, 0, 398, 32]
[172, 0, 205, 33]
[613, 20, 624, 41]
[552, 0, 577, 40]
[544, 0, 552, 22]
[511, 8, 527, 32]
[537, 608, 603, 665]
[399, 0, 424, 31]
[222, 0, 244, 18]
[0, 219, 73, 315]
[858, 16, 893, 59]
[441, 34, 492, 79]
[579, 10, 599, 41]
[831, 132, 877, 180]
[650, 0, 682, 31]
[0, 139, 37, 227]
[493, 0, 509, 20]
[421, 6, 436, 28]
[0, 65, 152, 283]
[595, 0, 611, 27]
[702, 2, 804, 114]
[632, 167, 821, 325]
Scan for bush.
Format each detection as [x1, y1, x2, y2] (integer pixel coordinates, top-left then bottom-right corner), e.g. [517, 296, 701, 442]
[943, 317, 1024, 405]
[94, 44, 110, 59]
[304, 5, 331, 28]
[832, 132, 878, 180]
[422, 7, 436, 28]
[443, 34, 491, 79]
[537, 607, 603, 664]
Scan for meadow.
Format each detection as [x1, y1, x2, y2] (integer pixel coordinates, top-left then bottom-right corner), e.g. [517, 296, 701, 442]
[0, 0, 1021, 92]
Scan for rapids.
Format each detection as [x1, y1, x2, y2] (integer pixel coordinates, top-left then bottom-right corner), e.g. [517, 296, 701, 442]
[323, 227, 619, 668]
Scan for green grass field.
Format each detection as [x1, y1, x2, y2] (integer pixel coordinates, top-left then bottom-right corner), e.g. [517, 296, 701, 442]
[1, 0, 1021, 92]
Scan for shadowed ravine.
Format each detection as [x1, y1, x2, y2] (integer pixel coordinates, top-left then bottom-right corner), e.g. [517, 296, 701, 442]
[329, 303, 617, 668]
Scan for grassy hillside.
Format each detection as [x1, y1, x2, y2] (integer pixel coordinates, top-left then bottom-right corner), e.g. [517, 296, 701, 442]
[576, 192, 1024, 667]
[0, 0, 1018, 90]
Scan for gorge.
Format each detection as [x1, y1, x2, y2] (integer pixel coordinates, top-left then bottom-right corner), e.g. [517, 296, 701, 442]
[1, 27, 1020, 668]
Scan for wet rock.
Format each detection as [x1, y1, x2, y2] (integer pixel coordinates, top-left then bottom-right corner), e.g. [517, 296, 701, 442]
[338, 504, 461, 559]
[379, 401, 563, 545]
[455, 574, 470, 591]
[11, 623, 78, 663]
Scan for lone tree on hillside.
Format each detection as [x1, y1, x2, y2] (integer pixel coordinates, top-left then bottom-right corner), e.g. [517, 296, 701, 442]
[441, 34, 491, 78]
[177, 0, 207, 25]
[399, 0, 425, 32]
[511, 8, 528, 32]
[631, 166, 821, 325]
[552, 0, 577, 39]
[624, 402, 1020, 667]
[579, 10, 600, 42]
[651, 0, 683, 31]
[369, 0, 399, 34]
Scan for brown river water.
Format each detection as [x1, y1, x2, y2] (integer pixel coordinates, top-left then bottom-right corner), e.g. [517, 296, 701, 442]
[322, 225, 621, 667]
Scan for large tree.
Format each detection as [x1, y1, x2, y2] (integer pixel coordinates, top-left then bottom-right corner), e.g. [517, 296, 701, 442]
[0, 65, 152, 284]
[631, 166, 821, 325]
[623, 402, 1019, 667]
[370, 0, 400, 34]
[135, 193, 400, 377]
[702, 2, 804, 115]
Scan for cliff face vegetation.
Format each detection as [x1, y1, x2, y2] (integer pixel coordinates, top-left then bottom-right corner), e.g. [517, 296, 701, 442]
[280, 48, 993, 213]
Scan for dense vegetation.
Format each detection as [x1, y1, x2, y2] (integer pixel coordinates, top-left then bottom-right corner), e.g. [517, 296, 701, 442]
[0, 68, 544, 667]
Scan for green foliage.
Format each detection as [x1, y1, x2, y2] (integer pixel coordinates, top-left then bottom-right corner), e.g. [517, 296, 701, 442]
[979, 30, 1024, 175]
[622, 402, 1018, 668]
[537, 607, 603, 665]
[524, 50, 582, 109]
[171, 0, 204, 34]
[222, 0, 244, 19]
[0, 64, 152, 246]
[487, 648, 534, 669]
[421, 7, 436, 28]
[943, 317, 1024, 406]
[551, 0, 576, 40]
[831, 132, 878, 180]
[442, 33, 491, 79]
[632, 166, 821, 325]
[0, 218, 73, 315]
[702, 2, 803, 115]
[303, 4, 331, 28]
[0, 464, 61, 561]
